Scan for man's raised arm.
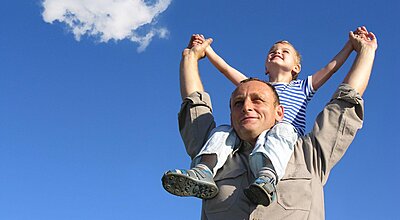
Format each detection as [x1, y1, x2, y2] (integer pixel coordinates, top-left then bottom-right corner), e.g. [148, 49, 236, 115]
[343, 26, 378, 96]
[179, 35, 213, 100]
[178, 35, 216, 159]
[308, 26, 377, 184]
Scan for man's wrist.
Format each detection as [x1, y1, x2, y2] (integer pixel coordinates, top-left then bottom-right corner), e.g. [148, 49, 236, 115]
[359, 46, 377, 55]
[182, 49, 203, 61]
[183, 54, 200, 62]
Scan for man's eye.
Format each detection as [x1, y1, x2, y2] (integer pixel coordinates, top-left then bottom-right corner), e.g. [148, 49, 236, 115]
[253, 99, 263, 104]
[234, 101, 243, 107]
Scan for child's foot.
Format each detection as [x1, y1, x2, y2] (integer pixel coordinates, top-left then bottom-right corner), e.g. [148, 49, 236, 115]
[243, 175, 277, 206]
[161, 164, 218, 199]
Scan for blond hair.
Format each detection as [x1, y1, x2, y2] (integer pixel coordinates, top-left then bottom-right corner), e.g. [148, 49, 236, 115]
[271, 40, 302, 80]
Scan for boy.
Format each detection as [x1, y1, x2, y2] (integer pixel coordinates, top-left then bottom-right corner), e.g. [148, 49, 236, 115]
[163, 27, 365, 206]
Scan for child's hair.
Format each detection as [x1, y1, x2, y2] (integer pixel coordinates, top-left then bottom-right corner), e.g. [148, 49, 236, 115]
[271, 40, 302, 80]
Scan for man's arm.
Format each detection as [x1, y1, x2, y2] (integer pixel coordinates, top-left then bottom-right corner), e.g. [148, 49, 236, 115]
[343, 27, 378, 96]
[178, 35, 217, 159]
[179, 35, 213, 100]
[306, 27, 377, 183]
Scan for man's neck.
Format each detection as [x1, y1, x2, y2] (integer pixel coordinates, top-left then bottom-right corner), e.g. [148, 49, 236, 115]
[238, 140, 254, 156]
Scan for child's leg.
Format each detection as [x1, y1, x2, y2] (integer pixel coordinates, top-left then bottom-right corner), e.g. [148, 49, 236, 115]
[192, 125, 238, 176]
[250, 122, 298, 180]
[162, 125, 238, 199]
[244, 123, 298, 206]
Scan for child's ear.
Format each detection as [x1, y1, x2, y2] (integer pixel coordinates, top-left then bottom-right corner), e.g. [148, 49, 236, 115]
[293, 63, 301, 74]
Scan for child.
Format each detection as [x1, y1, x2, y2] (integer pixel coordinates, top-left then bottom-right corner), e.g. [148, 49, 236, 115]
[163, 28, 363, 206]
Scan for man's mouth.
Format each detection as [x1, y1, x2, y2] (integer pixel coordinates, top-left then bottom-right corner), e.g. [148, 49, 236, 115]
[241, 116, 258, 123]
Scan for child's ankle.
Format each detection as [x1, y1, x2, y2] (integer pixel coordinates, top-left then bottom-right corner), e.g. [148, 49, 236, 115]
[195, 163, 213, 175]
[257, 167, 278, 184]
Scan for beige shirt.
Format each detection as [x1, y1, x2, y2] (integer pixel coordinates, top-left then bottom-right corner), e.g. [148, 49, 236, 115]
[178, 84, 364, 220]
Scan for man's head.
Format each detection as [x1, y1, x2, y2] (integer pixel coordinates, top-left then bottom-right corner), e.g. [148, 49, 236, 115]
[230, 78, 284, 145]
[265, 40, 302, 80]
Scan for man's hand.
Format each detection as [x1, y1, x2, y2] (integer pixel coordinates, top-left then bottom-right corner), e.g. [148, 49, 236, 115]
[349, 26, 378, 53]
[182, 34, 213, 60]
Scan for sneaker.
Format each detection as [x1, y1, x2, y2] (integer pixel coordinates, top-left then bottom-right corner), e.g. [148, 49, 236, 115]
[243, 175, 276, 206]
[161, 166, 219, 199]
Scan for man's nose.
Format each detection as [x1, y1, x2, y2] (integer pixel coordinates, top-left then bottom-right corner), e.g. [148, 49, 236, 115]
[242, 99, 253, 112]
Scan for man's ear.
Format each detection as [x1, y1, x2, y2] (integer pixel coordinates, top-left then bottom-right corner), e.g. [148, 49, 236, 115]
[275, 105, 284, 122]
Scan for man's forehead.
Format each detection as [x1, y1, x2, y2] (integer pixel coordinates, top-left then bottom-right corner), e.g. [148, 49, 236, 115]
[231, 81, 272, 98]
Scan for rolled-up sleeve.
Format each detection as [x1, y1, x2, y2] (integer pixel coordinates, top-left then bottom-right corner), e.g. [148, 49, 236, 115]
[305, 83, 364, 184]
[178, 91, 216, 159]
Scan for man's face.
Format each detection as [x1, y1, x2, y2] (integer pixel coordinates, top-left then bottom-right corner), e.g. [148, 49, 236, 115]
[230, 81, 283, 145]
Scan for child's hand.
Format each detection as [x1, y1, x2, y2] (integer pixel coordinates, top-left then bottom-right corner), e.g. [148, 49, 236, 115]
[183, 34, 213, 60]
[188, 34, 206, 49]
[349, 26, 378, 53]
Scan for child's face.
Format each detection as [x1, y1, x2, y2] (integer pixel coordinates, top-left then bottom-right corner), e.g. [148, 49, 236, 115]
[265, 42, 301, 77]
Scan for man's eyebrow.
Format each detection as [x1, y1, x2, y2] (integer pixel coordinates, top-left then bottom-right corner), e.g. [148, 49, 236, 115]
[232, 95, 245, 101]
[232, 93, 267, 101]
[250, 93, 266, 100]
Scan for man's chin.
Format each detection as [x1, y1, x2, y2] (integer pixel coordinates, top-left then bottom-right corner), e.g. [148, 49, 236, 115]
[240, 123, 260, 131]
[236, 127, 260, 139]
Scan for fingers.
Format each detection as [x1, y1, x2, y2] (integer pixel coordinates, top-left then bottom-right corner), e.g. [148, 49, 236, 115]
[353, 26, 372, 41]
[368, 32, 376, 40]
[184, 34, 213, 59]
[349, 31, 355, 39]
[202, 38, 213, 47]
[192, 34, 205, 40]
[350, 26, 378, 52]
[369, 32, 378, 48]
[361, 26, 368, 33]
[188, 34, 207, 49]
[187, 34, 197, 48]
[189, 33, 211, 45]
[354, 26, 368, 37]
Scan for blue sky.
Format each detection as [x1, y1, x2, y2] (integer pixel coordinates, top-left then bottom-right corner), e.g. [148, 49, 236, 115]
[1, 1, 399, 219]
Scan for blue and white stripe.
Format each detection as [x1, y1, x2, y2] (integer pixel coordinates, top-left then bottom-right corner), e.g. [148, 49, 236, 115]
[271, 76, 315, 136]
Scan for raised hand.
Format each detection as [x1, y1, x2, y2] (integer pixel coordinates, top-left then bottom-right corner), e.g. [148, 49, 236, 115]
[183, 34, 213, 60]
[350, 26, 378, 53]
[188, 34, 206, 49]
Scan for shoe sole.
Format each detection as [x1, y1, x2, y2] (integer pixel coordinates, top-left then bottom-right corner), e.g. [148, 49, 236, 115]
[162, 172, 218, 199]
[243, 184, 272, 206]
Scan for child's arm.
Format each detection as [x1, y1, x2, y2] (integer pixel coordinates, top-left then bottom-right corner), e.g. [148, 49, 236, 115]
[193, 34, 247, 86]
[311, 39, 354, 90]
[205, 46, 248, 86]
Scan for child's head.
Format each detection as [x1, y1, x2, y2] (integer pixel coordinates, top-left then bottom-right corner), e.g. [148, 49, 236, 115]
[265, 40, 302, 80]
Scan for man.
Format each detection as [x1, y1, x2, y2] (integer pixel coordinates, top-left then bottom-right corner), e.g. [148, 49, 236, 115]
[170, 27, 377, 219]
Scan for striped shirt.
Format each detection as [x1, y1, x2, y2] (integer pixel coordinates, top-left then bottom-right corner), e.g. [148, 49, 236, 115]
[271, 76, 315, 136]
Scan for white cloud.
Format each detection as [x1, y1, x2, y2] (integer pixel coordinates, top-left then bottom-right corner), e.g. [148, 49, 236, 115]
[42, 0, 172, 52]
